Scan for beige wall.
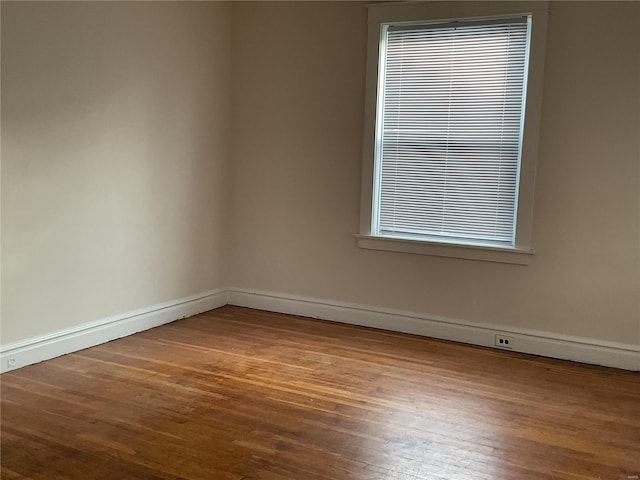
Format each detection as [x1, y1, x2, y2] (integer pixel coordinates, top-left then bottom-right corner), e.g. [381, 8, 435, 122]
[2, 1, 638, 349]
[1, 2, 232, 343]
[227, 2, 640, 345]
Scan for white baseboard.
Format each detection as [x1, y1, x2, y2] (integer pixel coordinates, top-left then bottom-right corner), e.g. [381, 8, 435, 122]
[0, 289, 228, 373]
[2, 287, 637, 373]
[227, 288, 640, 371]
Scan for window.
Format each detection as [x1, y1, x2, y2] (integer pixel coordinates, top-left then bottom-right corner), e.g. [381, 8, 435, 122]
[358, 2, 548, 264]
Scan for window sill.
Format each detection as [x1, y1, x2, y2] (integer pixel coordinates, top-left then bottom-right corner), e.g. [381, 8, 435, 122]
[355, 234, 534, 265]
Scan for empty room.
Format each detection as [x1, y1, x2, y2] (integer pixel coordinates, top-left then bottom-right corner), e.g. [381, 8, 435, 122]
[1, 1, 639, 479]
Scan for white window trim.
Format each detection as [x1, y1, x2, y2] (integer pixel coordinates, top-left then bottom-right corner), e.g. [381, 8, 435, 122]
[358, 1, 549, 265]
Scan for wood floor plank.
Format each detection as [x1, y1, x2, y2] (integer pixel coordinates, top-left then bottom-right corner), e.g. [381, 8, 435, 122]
[2, 305, 639, 479]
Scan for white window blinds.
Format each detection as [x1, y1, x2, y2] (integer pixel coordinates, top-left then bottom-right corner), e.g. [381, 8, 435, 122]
[375, 17, 531, 246]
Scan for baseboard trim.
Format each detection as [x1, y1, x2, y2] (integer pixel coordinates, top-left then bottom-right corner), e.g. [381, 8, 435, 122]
[227, 288, 640, 371]
[0, 289, 228, 373]
[3, 287, 637, 373]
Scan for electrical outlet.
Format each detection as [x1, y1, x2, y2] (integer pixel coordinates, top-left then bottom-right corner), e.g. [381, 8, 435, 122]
[495, 334, 513, 349]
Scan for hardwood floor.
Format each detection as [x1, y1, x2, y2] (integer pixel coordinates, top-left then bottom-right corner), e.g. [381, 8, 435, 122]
[1, 306, 639, 480]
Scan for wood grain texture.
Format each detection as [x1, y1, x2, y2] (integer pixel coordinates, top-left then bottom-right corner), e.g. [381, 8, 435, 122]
[2, 306, 639, 479]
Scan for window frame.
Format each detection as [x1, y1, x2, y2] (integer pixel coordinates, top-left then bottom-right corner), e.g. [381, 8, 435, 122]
[358, 1, 549, 265]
